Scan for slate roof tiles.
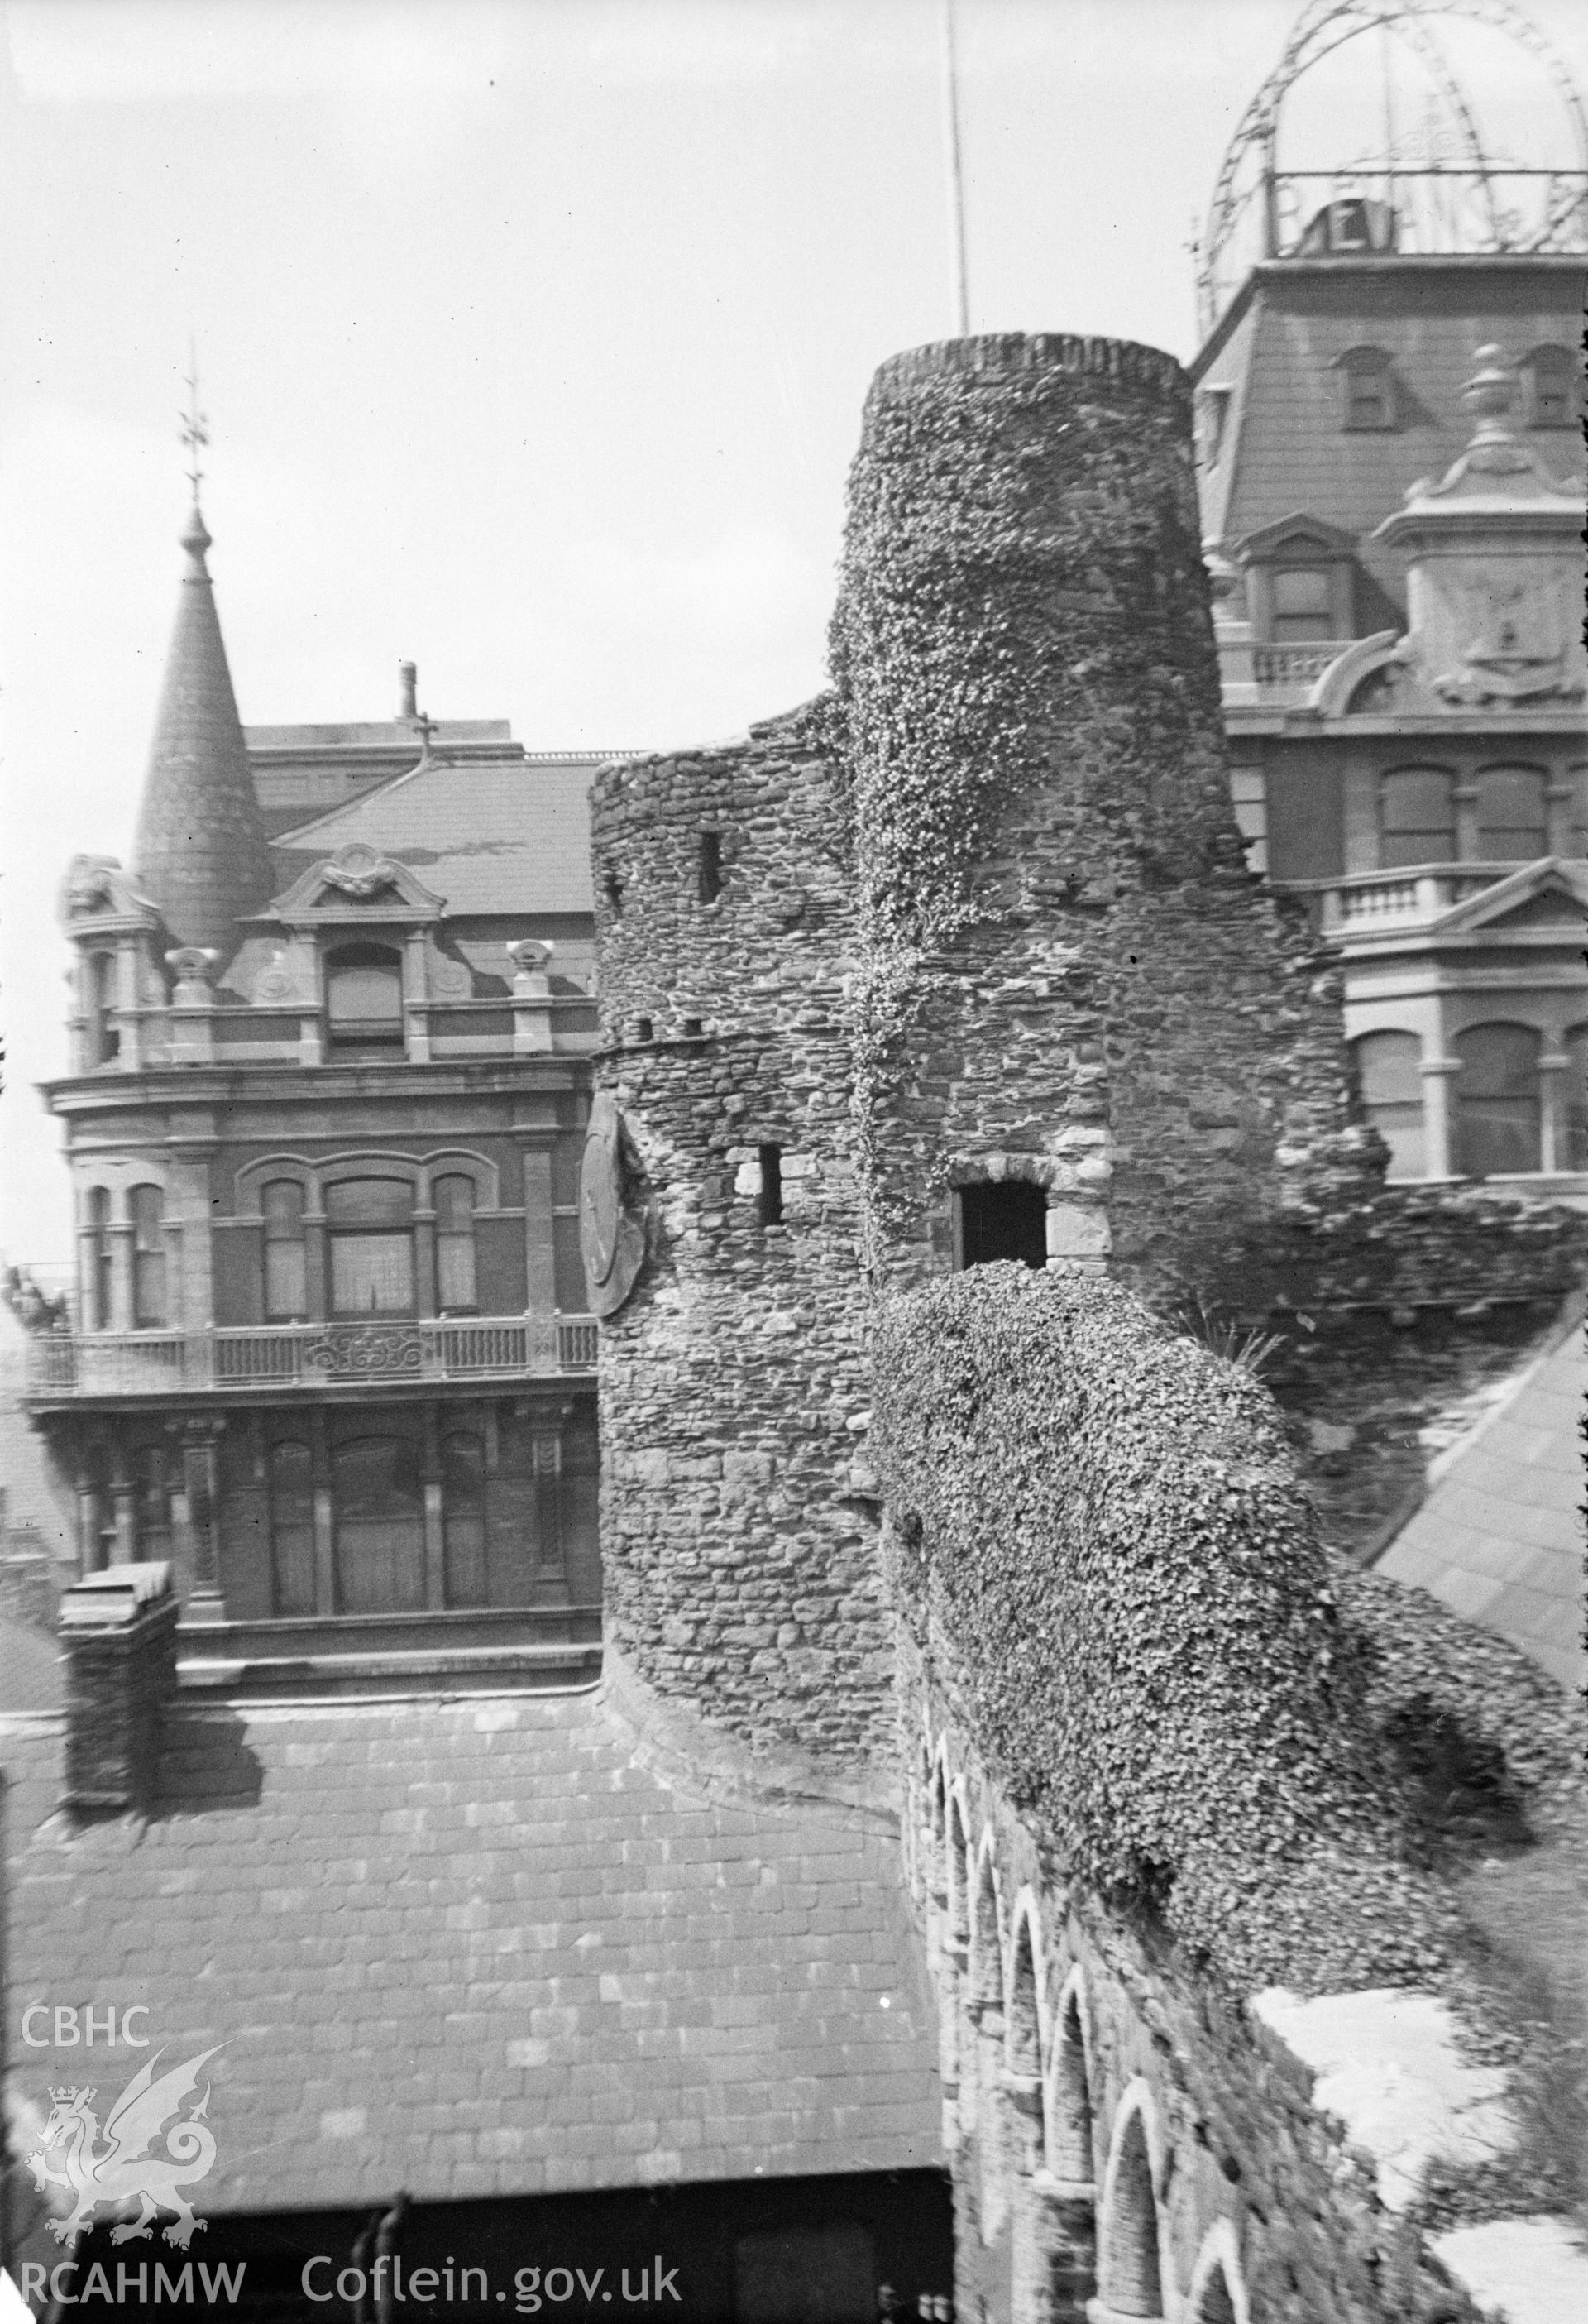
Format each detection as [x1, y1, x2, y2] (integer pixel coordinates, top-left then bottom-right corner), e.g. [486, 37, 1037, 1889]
[3, 1689, 940, 2216]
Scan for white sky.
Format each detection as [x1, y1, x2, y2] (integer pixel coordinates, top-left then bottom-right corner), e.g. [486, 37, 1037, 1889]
[2, 0, 1584, 1264]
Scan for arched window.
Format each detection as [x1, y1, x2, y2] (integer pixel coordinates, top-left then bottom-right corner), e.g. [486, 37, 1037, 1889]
[262, 1180, 309, 1320]
[1562, 1023, 1588, 1172]
[269, 1440, 315, 1617]
[1048, 1984, 1095, 2184]
[86, 1186, 113, 1331]
[326, 1178, 415, 1314]
[1195, 2263, 1239, 2324]
[442, 1430, 487, 1606]
[1380, 766, 1456, 868]
[332, 1435, 424, 1613]
[129, 1185, 165, 1328]
[1526, 343, 1577, 430]
[1102, 2107, 1164, 2319]
[1337, 344, 1396, 430]
[434, 1175, 478, 1312]
[325, 942, 404, 1057]
[1476, 766, 1547, 861]
[134, 1444, 170, 1559]
[88, 951, 120, 1066]
[1352, 1031, 1424, 1178]
[1453, 1023, 1543, 1178]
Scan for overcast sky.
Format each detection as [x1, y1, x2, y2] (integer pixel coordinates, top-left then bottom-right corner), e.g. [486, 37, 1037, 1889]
[3, 0, 1584, 1263]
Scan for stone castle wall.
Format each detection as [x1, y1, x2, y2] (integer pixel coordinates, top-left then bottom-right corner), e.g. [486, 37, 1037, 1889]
[589, 705, 894, 1774]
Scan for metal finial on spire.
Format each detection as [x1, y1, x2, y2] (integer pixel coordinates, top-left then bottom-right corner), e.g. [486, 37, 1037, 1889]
[940, 0, 971, 338]
[179, 342, 209, 505]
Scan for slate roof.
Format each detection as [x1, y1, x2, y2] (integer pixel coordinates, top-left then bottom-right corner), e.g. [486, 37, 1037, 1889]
[1377, 1316, 1586, 1695]
[1193, 256, 1586, 621]
[268, 755, 604, 918]
[3, 1689, 940, 2215]
[132, 504, 276, 957]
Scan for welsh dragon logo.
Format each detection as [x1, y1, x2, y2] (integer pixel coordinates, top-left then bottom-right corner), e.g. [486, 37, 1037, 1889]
[27, 2048, 221, 2249]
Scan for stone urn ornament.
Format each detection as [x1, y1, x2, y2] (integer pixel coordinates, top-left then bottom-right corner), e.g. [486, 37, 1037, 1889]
[578, 1091, 648, 1317]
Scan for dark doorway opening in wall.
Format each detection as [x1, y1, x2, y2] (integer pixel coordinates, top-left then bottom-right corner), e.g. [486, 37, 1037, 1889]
[955, 1180, 1048, 1271]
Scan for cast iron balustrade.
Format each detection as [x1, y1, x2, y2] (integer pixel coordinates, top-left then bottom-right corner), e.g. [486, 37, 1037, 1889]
[23, 1313, 600, 1400]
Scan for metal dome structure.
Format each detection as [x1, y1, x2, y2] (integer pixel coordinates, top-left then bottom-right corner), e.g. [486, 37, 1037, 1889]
[1198, 0, 1588, 333]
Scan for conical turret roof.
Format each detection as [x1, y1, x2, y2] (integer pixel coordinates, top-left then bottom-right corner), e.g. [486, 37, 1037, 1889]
[132, 501, 274, 958]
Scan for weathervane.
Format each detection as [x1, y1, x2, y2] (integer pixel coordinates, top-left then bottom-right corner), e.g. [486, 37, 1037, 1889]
[179, 343, 208, 504]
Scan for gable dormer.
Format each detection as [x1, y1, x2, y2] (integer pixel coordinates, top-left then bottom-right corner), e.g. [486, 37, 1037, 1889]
[1232, 514, 1358, 643]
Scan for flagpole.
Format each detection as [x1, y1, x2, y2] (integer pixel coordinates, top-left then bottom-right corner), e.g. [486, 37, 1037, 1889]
[941, 0, 971, 336]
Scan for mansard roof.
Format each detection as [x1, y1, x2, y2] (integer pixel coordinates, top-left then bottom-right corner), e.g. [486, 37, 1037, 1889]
[271, 750, 603, 918]
[5, 1685, 939, 2214]
[131, 504, 275, 960]
[1192, 255, 1586, 617]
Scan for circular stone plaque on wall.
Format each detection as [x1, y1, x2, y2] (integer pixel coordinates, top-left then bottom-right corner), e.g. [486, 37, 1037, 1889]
[579, 1091, 647, 1317]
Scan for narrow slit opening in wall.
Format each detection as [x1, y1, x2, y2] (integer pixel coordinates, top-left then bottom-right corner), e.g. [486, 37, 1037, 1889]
[758, 1144, 783, 1227]
[698, 830, 724, 904]
[604, 867, 624, 916]
[955, 1181, 1047, 1270]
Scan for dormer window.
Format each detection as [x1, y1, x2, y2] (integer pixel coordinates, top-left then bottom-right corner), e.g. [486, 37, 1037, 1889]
[325, 942, 404, 1057]
[1270, 566, 1333, 641]
[1337, 346, 1396, 432]
[1198, 385, 1233, 466]
[1524, 343, 1577, 430]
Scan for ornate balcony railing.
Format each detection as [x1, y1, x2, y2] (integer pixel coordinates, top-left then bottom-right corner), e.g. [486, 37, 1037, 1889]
[23, 1314, 600, 1399]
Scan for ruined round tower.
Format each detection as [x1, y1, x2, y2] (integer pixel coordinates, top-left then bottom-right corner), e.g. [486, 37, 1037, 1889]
[830, 333, 1366, 1295]
[587, 334, 1370, 1780]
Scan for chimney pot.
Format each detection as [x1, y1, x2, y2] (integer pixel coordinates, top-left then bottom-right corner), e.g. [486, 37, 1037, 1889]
[399, 660, 419, 721]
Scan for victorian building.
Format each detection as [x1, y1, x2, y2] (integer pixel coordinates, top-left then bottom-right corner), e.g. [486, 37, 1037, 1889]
[1194, 226, 1588, 1192]
[26, 499, 612, 1692]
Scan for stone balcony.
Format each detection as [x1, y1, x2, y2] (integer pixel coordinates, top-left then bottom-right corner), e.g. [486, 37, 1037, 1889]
[1217, 638, 1342, 703]
[23, 1312, 600, 1405]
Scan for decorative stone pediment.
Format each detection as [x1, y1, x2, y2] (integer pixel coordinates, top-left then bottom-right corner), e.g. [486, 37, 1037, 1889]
[59, 855, 161, 933]
[268, 843, 447, 927]
[1432, 858, 1588, 939]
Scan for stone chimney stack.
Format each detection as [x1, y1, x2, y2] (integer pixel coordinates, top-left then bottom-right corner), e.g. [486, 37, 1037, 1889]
[399, 660, 419, 720]
[58, 1563, 178, 1814]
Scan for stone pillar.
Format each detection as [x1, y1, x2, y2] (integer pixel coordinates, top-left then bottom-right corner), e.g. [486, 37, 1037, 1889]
[108, 1185, 136, 1333]
[1538, 1052, 1569, 1175]
[404, 927, 431, 1062]
[311, 1411, 337, 1615]
[76, 1464, 107, 1576]
[111, 1449, 138, 1565]
[414, 1205, 438, 1319]
[1454, 779, 1482, 861]
[1421, 1056, 1461, 1180]
[58, 1562, 179, 1813]
[520, 1140, 558, 1315]
[532, 1409, 567, 1603]
[298, 1009, 323, 1067]
[509, 941, 556, 1056]
[304, 1209, 329, 1321]
[179, 1418, 227, 1626]
[117, 937, 144, 1071]
[1029, 2174, 1098, 2324]
[422, 1406, 446, 1611]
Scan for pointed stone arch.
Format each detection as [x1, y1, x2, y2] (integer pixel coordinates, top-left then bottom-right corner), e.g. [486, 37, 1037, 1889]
[1005, 1891, 1045, 2079]
[968, 1832, 1004, 2014]
[1098, 2079, 1168, 2321]
[1187, 2219, 1248, 2324]
[1045, 1964, 1096, 2187]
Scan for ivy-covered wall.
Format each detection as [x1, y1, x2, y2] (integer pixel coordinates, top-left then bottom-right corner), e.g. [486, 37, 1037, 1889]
[589, 706, 892, 1773]
[830, 333, 1379, 1294]
[874, 1263, 1448, 1996]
